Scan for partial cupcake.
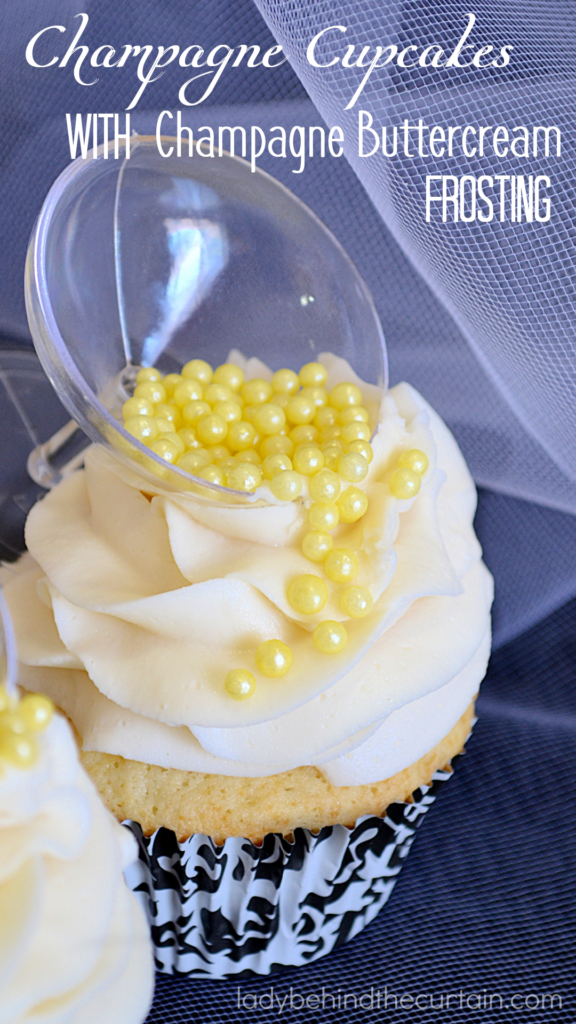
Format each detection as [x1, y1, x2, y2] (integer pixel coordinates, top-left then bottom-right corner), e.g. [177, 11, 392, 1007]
[0, 681, 155, 1022]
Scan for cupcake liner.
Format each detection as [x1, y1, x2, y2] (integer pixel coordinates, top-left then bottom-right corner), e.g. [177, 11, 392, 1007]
[122, 763, 455, 978]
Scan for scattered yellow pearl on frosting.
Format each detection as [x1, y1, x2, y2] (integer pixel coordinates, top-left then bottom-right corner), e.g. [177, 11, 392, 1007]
[213, 363, 244, 392]
[272, 368, 300, 395]
[224, 669, 256, 700]
[301, 530, 334, 563]
[293, 444, 324, 476]
[262, 453, 292, 479]
[340, 586, 373, 618]
[337, 486, 368, 523]
[389, 467, 421, 499]
[309, 501, 340, 531]
[313, 620, 347, 654]
[287, 574, 328, 615]
[324, 548, 358, 584]
[398, 448, 429, 475]
[329, 382, 363, 410]
[299, 361, 328, 387]
[255, 639, 292, 677]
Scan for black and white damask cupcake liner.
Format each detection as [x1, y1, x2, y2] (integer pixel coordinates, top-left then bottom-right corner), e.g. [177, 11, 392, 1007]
[122, 763, 455, 978]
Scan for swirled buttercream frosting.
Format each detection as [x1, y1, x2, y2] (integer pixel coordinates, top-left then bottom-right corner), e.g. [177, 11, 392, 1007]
[0, 709, 154, 1022]
[3, 355, 493, 786]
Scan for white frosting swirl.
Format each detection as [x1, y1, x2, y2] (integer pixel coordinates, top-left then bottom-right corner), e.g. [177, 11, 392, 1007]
[0, 712, 154, 1023]
[2, 361, 493, 786]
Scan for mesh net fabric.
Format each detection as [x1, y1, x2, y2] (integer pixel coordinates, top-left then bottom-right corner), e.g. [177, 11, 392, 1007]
[253, 0, 576, 515]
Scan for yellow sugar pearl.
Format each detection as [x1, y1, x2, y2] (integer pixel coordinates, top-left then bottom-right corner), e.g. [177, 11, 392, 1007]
[0, 732, 38, 768]
[308, 501, 339, 531]
[154, 417, 173, 435]
[182, 399, 211, 425]
[271, 368, 300, 395]
[205, 444, 230, 462]
[227, 420, 257, 451]
[226, 462, 262, 492]
[299, 361, 328, 387]
[309, 468, 341, 503]
[241, 405, 259, 425]
[273, 392, 290, 410]
[293, 444, 324, 476]
[225, 668, 256, 700]
[314, 406, 338, 432]
[338, 405, 369, 426]
[313, 620, 347, 654]
[338, 451, 369, 483]
[270, 470, 302, 501]
[241, 378, 273, 405]
[287, 574, 328, 615]
[325, 548, 358, 583]
[240, 449, 262, 465]
[213, 363, 244, 392]
[154, 402, 181, 428]
[161, 373, 183, 398]
[196, 414, 228, 446]
[197, 464, 226, 486]
[340, 586, 373, 618]
[122, 396, 155, 419]
[254, 403, 286, 436]
[260, 434, 294, 459]
[290, 424, 318, 447]
[219, 456, 239, 474]
[0, 711, 27, 736]
[136, 366, 162, 384]
[134, 380, 167, 405]
[301, 530, 333, 563]
[150, 438, 180, 463]
[347, 439, 373, 463]
[182, 359, 213, 384]
[178, 427, 201, 449]
[301, 385, 329, 409]
[262, 453, 292, 479]
[204, 382, 234, 406]
[18, 693, 54, 731]
[321, 425, 342, 444]
[255, 639, 292, 677]
[337, 486, 368, 523]
[286, 394, 316, 425]
[214, 400, 242, 425]
[159, 432, 185, 456]
[398, 448, 429, 475]
[322, 445, 343, 472]
[330, 382, 363, 410]
[341, 421, 371, 444]
[174, 379, 204, 407]
[124, 415, 159, 444]
[177, 450, 212, 474]
[389, 467, 421, 499]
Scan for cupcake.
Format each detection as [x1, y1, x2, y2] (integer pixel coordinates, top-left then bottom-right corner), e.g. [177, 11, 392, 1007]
[0, 596, 155, 1018]
[2, 351, 493, 977]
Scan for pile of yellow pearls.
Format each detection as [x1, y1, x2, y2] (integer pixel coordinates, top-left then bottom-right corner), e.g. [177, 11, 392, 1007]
[123, 360, 380, 696]
[0, 687, 54, 769]
[389, 448, 429, 499]
[121, 360, 374, 501]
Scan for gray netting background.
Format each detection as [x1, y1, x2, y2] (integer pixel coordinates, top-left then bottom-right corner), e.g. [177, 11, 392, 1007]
[255, 0, 576, 514]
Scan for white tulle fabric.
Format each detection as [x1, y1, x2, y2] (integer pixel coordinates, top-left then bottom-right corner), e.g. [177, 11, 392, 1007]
[252, 0, 576, 516]
[0, 714, 154, 1024]
[2, 361, 492, 785]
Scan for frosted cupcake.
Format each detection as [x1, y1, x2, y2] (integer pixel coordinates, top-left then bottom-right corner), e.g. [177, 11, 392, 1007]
[0, 605, 154, 1018]
[2, 351, 493, 976]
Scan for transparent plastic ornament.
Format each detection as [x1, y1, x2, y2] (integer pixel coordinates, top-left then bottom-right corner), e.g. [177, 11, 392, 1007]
[25, 136, 386, 503]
